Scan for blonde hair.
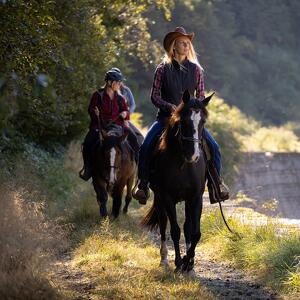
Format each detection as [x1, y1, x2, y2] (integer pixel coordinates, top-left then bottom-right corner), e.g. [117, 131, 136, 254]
[162, 38, 203, 71]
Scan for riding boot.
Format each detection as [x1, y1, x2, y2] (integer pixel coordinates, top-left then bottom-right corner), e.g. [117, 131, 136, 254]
[79, 143, 93, 181]
[132, 178, 150, 205]
[207, 162, 230, 202]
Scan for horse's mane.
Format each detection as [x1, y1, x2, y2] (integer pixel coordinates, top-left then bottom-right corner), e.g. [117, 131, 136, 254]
[159, 101, 208, 152]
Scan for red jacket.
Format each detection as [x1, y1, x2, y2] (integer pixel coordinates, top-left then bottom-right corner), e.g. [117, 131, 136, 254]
[88, 89, 129, 130]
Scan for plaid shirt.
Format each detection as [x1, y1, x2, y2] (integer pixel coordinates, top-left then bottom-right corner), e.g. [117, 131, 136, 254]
[151, 61, 205, 112]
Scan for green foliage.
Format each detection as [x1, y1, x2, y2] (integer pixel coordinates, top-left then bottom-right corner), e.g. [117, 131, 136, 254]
[244, 127, 300, 152]
[134, 0, 300, 127]
[0, 0, 172, 145]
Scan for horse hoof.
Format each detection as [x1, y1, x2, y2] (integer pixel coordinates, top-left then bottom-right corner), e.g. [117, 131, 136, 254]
[122, 208, 128, 214]
[185, 269, 196, 278]
[174, 257, 183, 273]
[159, 259, 169, 268]
[110, 215, 118, 220]
[100, 213, 108, 218]
[174, 265, 183, 273]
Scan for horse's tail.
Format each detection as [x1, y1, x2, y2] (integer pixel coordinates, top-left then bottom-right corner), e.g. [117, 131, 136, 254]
[141, 200, 159, 231]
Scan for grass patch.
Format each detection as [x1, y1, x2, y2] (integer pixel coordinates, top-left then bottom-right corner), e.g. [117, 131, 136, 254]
[72, 212, 212, 300]
[201, 208, 300, 296]
[0, 178, 64, 299]
[2, 133, 300, 299]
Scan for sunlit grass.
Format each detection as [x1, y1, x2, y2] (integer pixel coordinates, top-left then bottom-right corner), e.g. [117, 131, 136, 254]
[72, 213, 212, 300]
[201, 208, 300, 296]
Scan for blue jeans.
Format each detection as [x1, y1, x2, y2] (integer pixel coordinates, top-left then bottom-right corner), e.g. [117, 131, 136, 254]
[137, 121, 222, 180]
[138, 120, 165, 180]
[203, 128, 221, 175]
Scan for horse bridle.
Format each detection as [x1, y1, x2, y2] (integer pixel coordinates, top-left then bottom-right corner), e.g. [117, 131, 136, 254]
[175, 122, 204, 146]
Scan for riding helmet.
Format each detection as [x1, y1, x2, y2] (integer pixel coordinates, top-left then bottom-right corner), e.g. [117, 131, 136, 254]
[105, 69, 124, 82]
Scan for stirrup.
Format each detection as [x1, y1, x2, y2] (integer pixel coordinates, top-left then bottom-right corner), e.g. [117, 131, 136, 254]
[219, 181, 230, 200]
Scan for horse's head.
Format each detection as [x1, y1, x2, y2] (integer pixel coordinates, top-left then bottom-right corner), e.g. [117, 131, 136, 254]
[100, 130, 126, 190]
[173, 90, 214, 163]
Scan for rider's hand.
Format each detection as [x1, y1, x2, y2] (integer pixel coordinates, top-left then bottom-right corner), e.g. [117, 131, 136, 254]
[119, 111, 127, 119]
[94, 107, 100, 117]
[169, 104, 177, 113]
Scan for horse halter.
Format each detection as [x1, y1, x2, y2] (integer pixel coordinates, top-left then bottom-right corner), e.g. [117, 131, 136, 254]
[175, 122, 203, 146]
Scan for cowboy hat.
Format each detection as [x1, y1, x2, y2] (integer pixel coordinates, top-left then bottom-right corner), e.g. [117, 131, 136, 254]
[163, 26, 194, 52]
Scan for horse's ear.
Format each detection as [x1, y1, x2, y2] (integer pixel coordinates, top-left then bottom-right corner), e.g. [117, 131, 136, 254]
[202, 92, 215, 106]
[182, 90, 190, 103]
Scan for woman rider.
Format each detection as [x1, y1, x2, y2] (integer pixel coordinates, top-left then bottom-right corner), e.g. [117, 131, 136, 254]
[79, 68, 139, 181]
[132, 26, 229, 204]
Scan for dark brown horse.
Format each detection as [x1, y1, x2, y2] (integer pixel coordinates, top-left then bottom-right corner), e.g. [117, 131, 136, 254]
[92, 129, 137, 218]
[142, 91, 213, 272]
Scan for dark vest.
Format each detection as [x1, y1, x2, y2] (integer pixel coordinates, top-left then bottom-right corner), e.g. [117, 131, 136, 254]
[158, 59, 197, 119]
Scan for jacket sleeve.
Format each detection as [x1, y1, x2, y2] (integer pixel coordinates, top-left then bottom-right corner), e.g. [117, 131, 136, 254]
[151, 63, 174, 112]
[120, 95, 130, 120]
[195, 65, 205, 100]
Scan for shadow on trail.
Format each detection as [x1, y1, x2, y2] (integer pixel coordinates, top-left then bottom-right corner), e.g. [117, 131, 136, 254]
[197, 276, 278, 300]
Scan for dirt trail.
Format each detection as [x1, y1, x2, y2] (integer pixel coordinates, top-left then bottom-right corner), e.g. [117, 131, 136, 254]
[53, 253, 96, 300]
[194, 251, 277, 299]
[152, 232, 278, 300]
[53, 244, 278, 300]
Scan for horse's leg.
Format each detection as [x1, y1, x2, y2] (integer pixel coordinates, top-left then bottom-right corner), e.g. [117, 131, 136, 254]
[183, 195, 203, 272]
[123, 174, 134, 214]
[157, 199, 168, 266]
[184, 201, 192, 254]
[111, 182, 125, 218]
[164, 196, 182, 269]
[92, 179, 108, 217]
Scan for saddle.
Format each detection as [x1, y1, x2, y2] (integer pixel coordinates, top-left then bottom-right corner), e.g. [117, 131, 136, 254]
[103, 123, 124, 137]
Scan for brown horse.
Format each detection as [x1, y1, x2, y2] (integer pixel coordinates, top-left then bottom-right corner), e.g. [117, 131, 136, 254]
[92, 129, 137, 218]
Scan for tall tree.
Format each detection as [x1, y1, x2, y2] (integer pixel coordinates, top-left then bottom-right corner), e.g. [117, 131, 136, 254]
[0, 0, 173, 145]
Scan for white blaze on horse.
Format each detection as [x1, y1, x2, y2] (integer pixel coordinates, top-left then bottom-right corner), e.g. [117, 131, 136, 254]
[92, 128, 139, 218]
